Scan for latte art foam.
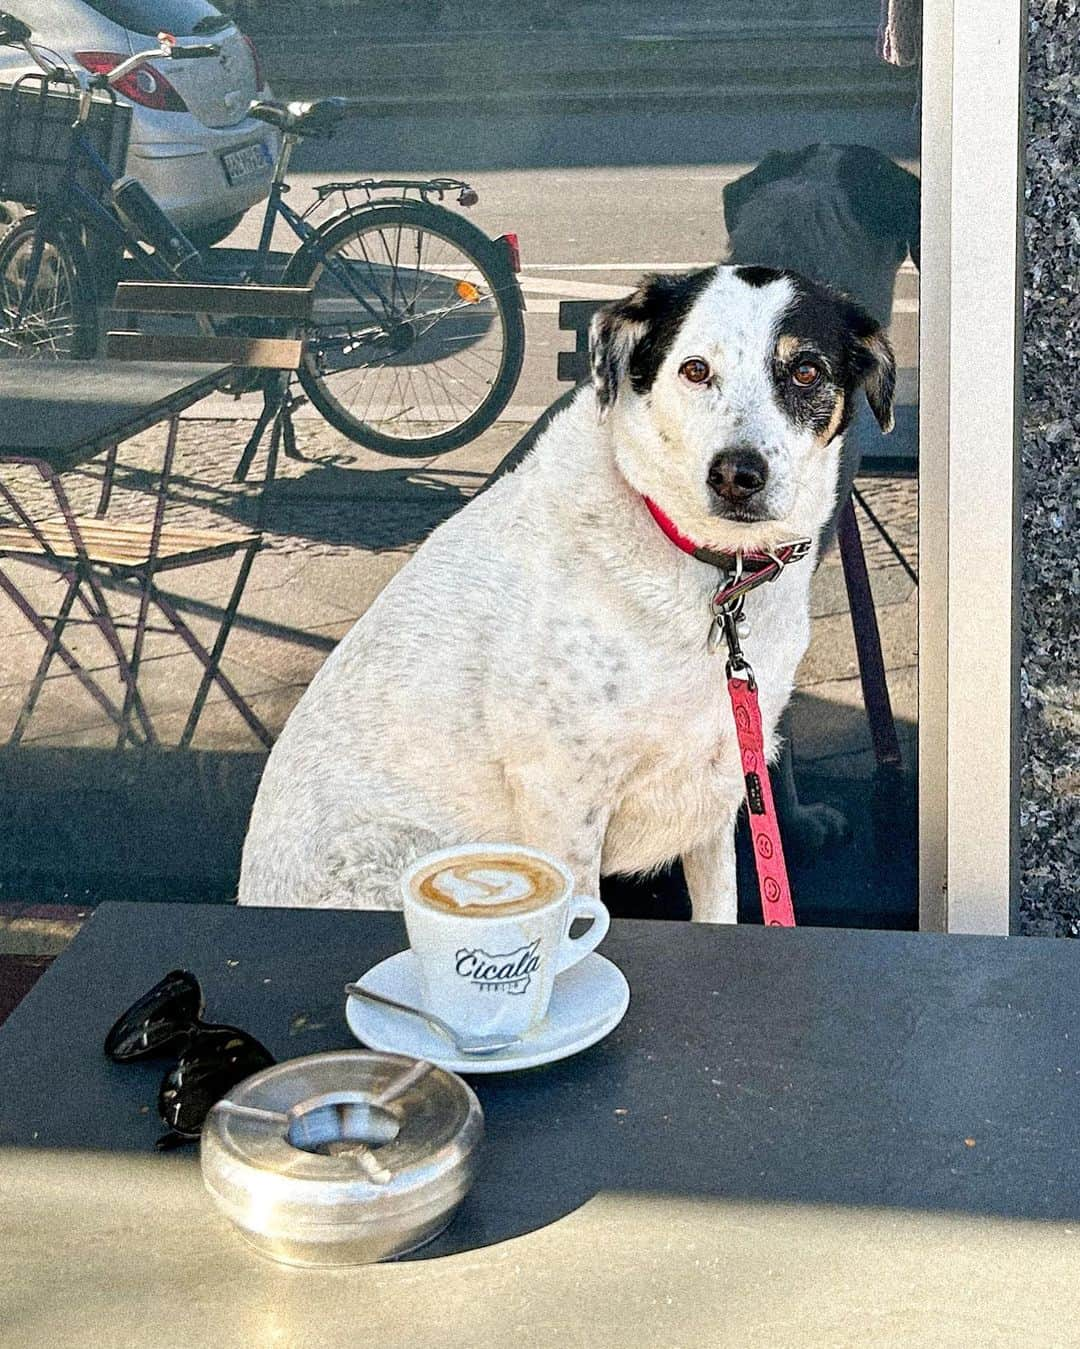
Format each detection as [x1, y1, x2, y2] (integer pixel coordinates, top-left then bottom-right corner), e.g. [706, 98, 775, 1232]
[412, 853, 564, 917]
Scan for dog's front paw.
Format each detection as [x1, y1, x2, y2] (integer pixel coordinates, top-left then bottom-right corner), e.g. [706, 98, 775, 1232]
[783, 800, 852, 860]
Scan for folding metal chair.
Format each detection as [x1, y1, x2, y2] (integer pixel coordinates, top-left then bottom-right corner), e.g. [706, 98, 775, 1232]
[0, 281, 313, 747]
[0, 448, 265, 747]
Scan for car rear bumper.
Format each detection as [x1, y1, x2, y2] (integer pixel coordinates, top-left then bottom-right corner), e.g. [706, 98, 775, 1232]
[126, 123, 279, 229]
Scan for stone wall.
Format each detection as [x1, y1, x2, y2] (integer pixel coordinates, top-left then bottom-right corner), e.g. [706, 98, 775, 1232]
[1019, 0, 1080, 934]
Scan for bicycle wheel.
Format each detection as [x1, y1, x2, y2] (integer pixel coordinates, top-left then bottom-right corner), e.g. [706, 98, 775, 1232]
[285, 202, 525, 456]
[0, 214, 96, 359]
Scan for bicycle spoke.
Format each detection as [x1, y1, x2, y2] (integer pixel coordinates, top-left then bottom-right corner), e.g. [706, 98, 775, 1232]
[426, 355, 472, 425]
[335, 234, 393, 319]
[0, 230, 82, 359]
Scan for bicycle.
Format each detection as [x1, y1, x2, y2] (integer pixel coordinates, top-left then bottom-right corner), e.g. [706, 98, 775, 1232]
[0, 13, 526, 455]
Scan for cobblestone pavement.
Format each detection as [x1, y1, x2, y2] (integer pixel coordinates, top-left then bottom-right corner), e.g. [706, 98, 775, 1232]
[0, 409, 917, 769]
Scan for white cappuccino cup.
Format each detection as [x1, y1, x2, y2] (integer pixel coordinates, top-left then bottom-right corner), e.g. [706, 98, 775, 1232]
[402, 843, 610, 1039]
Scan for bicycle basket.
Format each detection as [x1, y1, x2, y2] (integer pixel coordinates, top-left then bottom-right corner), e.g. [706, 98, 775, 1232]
[0, 73, 131, 207]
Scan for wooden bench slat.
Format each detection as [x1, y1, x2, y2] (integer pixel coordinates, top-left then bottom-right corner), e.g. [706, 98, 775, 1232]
[0, 518, 257, 570]
[30, 514, 241, 545]
[113, 282, 314, 321]
[105, 331, 303, 370]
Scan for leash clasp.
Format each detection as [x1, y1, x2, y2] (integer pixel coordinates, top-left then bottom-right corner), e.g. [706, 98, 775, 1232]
[706, 536, 812, 668]
[708, 587, 757, 689]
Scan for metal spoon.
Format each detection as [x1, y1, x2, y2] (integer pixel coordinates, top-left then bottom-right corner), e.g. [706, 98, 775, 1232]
[344, 982, 521, 1056]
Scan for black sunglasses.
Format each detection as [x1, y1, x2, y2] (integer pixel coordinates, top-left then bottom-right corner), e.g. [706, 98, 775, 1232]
[104, 969, 275, 1149]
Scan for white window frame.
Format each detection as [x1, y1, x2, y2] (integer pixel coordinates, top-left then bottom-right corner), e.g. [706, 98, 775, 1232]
[918, 0, 1026, 933]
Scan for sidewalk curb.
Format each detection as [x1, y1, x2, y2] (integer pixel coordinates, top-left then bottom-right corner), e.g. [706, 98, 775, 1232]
[255, 24, 916, 110]
[267, 81, 917, 117]
[0, 904, 91, 955]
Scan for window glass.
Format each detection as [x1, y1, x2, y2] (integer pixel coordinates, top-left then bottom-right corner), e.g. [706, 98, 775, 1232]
[82, 0, 229, 37]
[0, 0, 920, 931]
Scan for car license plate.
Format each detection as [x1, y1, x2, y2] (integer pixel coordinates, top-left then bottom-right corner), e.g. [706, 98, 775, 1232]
[221, 142, 271, 187]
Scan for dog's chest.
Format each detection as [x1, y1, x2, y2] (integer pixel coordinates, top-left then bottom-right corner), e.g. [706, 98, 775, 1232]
[598, 673, 745, 874]
[587, 585, 803, 866]
[609, 648, 745, 779]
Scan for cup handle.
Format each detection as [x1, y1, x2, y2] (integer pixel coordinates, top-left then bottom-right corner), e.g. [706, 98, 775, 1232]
[554, 895, 610, 975]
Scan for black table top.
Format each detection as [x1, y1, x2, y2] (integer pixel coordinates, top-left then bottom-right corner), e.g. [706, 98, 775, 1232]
[0, 359, 230, 462]
[2, 902, 1079, 1346]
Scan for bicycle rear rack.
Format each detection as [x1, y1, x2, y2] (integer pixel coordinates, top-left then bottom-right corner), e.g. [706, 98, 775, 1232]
[309, 178, 479, 214]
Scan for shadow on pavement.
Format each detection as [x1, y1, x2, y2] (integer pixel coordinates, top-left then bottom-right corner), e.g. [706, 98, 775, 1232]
[0, 693, 914, 927]
[100, 459, 480, 552]
[254, 464, 478, 550]
[0, 746, 266, 906]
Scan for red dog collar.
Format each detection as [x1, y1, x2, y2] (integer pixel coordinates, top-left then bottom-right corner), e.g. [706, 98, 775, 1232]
[642, 496, 812, 607]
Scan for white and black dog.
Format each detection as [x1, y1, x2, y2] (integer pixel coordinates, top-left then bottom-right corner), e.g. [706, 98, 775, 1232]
[239, 264, 894, 923]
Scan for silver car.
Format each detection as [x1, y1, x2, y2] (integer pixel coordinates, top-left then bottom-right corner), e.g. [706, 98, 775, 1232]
[0, 0, 278, 244]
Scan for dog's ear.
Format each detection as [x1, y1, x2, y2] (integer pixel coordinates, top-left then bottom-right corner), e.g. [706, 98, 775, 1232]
[722, 146, 818, 237]
[837, 145, 921, 270]
[590, 270, 717, 420]
[589, 297, 646, 421]
[853, 327, 897, 433]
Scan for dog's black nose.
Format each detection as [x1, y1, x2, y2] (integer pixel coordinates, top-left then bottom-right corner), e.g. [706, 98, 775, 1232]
[707, 447, 769, 503]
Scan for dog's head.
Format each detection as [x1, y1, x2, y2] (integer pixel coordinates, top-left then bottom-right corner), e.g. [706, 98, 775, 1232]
[589, 265, 895, 552]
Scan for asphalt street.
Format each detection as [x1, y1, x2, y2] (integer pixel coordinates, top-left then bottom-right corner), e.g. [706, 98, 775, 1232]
[223, 101, 920, 425]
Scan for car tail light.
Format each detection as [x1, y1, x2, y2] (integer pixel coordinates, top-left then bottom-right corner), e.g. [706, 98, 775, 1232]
[497, 232, 521, 274]
[242, 35, 265, 90]
[74, 51, 187, 112]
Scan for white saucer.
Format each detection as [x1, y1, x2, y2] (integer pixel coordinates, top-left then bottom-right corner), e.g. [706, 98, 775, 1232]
[345, 949, 630, 1074]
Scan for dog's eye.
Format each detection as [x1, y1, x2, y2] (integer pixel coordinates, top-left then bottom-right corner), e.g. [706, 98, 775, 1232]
[679, 358, 711, 385]
[792, 360, 822, 388]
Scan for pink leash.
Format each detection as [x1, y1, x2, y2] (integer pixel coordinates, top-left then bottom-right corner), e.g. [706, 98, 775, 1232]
[726, 673, 796, 926]
[643, 496, 812, 927]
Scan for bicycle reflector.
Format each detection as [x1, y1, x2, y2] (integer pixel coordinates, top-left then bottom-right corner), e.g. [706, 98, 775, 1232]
[455, 281, 482, 303]
[75, 52, 188, 112]
[497, 233, 521, 274]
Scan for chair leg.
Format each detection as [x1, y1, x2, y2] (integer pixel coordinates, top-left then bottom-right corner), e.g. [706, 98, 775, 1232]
[233, 392, 277, 483]
[74, 570, 157, 746]
[837, 495, 903, 769]
[0, 566, 136, 742]
[114, 581, 149, 752]
[113, 414, 180, 749]
[175, 544, 262, 748]
[150, 554, 272, 749]
[10, 571, 80, 745]
[254, 408, 284, 532]
[95, 443, 118, 518]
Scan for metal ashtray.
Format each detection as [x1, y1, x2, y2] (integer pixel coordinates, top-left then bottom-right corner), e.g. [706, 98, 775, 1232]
[200, 1050, 483, 1266]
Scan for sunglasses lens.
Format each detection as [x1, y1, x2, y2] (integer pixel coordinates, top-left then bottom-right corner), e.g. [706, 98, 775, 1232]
[104, 970, 203, 1062]
[158, 1027, 275, 1137]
